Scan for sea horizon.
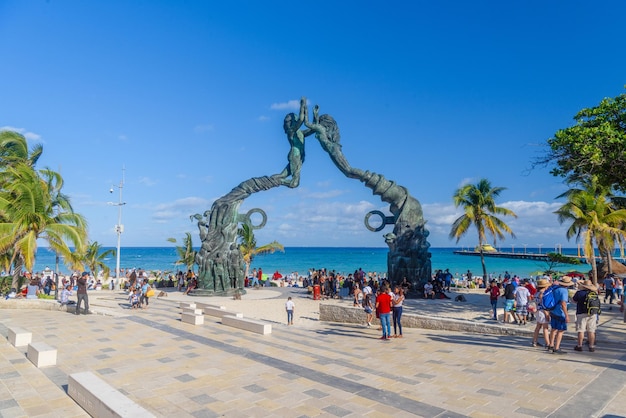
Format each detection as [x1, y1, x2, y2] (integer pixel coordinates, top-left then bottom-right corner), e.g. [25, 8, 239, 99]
[27, 246, 603, 279]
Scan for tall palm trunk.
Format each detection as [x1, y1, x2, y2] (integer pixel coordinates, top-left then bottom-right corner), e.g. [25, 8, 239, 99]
[10, 258, 24, 292]
[479, 249, 487, 282]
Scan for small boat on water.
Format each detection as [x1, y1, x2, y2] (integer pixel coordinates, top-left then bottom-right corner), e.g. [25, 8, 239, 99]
[474, 244, 497, 253]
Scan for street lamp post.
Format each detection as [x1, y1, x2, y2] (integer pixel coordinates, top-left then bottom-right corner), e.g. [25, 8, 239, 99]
[108, 168, 126, 289]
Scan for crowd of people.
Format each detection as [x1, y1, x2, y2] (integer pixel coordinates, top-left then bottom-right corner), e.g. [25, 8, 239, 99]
[484, 272, 623, 354]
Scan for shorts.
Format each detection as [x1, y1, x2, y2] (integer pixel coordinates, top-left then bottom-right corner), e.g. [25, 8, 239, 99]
[504, 299, 515, 312]
[550, 314, 567, 331]
[576, 314, 597, 333]
[364, 307, 372, 314]
[536, 310, 549, 325]
[516, 304, 528, 316]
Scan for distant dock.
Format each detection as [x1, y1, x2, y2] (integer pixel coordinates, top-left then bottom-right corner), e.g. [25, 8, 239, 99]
[452, 250, 587, 263]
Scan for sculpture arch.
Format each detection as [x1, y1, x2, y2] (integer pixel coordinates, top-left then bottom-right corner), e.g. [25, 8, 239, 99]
[193, 98, 431, 296]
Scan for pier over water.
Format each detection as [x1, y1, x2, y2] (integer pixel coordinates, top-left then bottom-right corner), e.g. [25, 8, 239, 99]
[452, 249, 588, 263]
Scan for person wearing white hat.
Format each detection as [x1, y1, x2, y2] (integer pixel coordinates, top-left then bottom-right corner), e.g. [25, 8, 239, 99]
[572, 280, 600, 352]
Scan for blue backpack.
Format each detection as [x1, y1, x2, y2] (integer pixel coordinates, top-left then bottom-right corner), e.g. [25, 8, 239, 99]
[540, 285, 559, 311]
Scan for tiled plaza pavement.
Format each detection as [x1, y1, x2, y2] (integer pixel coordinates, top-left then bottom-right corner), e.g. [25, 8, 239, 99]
[1, 293, 625, 417]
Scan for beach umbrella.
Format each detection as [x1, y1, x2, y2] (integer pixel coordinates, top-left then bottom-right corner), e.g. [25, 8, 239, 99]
[567, 271, 586, 278]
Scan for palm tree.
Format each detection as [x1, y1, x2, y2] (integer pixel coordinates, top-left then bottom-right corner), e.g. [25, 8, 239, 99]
[81, 241, 116, 279]
[554, 178, 626, 285]
[0, 130, 42, 169]
[0, 162, 88, 290]
[237, 223, 284, 280]
[167, 232, 197, 272]
[449, 178, 517, 281]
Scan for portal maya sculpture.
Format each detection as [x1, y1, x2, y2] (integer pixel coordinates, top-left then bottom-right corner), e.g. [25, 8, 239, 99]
[193, 98, 431, 295]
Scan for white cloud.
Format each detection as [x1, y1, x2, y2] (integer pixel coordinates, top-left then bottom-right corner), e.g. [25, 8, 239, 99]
[257, 116, 270, 122]
[151, 196, 212, 222]
[421, 199, 569, 247]
[0, 126, 42, 141]
[270, 100, 300, 111]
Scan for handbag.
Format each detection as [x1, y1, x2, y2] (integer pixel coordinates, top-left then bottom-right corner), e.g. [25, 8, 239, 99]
[146, 288, 155, 297]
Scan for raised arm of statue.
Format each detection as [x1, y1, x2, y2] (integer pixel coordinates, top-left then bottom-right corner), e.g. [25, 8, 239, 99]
[304, 102, 364, 179]
[277, 97, 308, 188]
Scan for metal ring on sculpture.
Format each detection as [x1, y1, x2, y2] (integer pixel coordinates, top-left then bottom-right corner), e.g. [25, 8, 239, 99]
[364, 210, 387, 232]
[245, 208, 267, 229]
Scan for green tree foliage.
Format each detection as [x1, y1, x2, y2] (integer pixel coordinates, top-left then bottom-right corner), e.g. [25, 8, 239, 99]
[167, 232, 197, 272]
[237, 223, 284, 280]
[81, 241, 115, 279]
[0, 130, 88, 290]
[554, 178, 626, 285]
[542, 252, 582, 275]
[449, 178, 517, 280]
[541, 91, 626, 191]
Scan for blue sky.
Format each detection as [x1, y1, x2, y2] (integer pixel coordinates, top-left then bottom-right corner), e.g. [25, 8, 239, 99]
[1, 1, 625, 249]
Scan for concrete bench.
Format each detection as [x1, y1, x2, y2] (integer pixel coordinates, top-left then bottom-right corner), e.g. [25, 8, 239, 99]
[27, 342, 57, 368]
[222, 315, 272, 335]
[181, 308, 203, 315]
[179, 302, 196, 310]
[194, 302, 225, 311]
[203, 306, 243, 319]
[68, 371, 155, 418]
[181, 312, 204, 325]
[7, 327, 32, 347]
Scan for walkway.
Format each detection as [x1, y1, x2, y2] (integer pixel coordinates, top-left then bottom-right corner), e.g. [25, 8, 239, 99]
[1, 288, 625, 417]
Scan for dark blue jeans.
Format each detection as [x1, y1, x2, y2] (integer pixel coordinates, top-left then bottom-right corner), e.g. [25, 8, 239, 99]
[380, 313, 391, 338]
[490, 299, 498, 319]
[392, 306, 403, 335]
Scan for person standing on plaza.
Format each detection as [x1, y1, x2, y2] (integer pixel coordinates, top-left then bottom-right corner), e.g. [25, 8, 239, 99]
[502, 279, 516, 323]
[514, 280, 531, 325]
[392, 286, 405, 338]
[603, 274, 615, 305]
[485, 280, 500, 320]
[285, 296, 295, 325]
[531, 279, 551, 348]
[363, 291, 374, 327]
[76, 271, 90, 315]
[572, 280, 600, 352]
[376, 285, 393, 340]
[140, 279, 152, 308]
[548, 276, 574, 354]
[614, 276, 623, 304]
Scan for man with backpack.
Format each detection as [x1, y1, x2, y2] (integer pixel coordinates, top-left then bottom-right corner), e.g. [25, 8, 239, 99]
[572, 279, 600, 352]
[546, 276, 575, 354]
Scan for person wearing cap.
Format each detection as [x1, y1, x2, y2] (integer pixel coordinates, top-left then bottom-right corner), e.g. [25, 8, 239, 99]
[76, 271, 90, 315]
[531, 279, 551, 347]
[548, 276, 574, 354]
[572, 280, 600, 352]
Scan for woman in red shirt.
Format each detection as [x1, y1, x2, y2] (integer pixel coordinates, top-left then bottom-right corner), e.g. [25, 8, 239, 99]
[376, 285, 393, 340]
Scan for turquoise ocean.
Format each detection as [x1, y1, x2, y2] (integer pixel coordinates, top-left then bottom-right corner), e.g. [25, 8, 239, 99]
[30, 247, 591, 279]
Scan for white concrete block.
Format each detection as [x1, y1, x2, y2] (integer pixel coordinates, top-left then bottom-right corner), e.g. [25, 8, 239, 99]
[195, 302, 225, 311]
[222, 315, 272, 335]
[8, 327, 32, 347]
[27, 342, 57, 368]
[68, 371, 155, 418]
[181, 308, 203, 315]
[179, 302, 196, 310]
[203, 306, 243, 318]
[181, 312, 204, 325]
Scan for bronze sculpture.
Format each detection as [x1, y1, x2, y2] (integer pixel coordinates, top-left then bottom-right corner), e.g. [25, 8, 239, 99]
[193, 98, 431, 295]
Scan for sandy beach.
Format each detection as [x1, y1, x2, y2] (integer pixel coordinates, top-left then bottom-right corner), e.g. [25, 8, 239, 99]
[87, 285, 499, 329]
